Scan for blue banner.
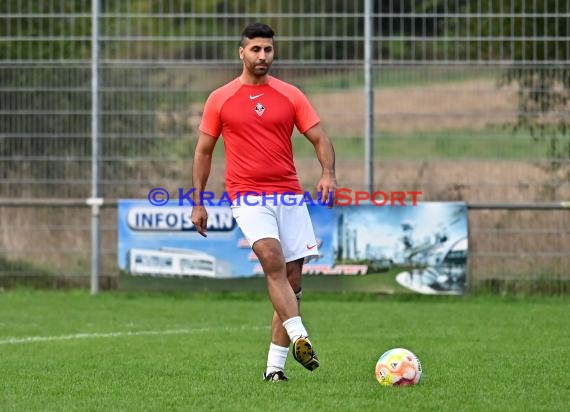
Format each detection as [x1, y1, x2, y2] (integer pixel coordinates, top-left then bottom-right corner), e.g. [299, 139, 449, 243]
[331, 202, 468, 294]
[117, 199, 336, 278]
[117, 200, 468, 294]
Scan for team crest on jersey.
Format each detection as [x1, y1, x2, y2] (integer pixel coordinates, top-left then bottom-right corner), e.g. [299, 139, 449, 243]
[254, 102, 265, 117]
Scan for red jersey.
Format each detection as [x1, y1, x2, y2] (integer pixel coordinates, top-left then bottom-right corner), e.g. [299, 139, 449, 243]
[199, 76, 320, 201]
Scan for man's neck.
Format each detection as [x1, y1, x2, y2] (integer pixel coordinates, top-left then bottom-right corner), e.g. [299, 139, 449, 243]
[239, 73, 270, 85]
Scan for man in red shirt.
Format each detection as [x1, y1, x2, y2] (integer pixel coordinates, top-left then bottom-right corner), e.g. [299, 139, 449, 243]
[191, 22, 337, 382]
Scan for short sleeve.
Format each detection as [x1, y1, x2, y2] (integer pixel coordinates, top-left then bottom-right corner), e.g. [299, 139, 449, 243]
[199, 92, 223, 138]
[293, 89, 320, 134]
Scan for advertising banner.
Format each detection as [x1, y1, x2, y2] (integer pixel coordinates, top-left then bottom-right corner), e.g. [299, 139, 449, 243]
[330, 203, 468, 294]
[118, 200, 468, 294]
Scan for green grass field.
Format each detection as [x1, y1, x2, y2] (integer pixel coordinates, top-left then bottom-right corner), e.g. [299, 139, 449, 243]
[1, 290, 568, 411]
[166, 127, 559, 162]
[297, 128, 563, 161]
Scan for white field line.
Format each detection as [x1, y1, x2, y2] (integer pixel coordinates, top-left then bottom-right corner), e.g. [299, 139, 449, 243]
[0, 325, 267, 346]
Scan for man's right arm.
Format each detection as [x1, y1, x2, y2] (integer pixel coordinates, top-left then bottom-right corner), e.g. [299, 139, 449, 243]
[191, 131, 218, 237]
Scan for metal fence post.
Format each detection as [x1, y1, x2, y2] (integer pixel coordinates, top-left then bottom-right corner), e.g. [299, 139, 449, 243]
[364, 0, 375, 193]
[90, 0, 101, 295]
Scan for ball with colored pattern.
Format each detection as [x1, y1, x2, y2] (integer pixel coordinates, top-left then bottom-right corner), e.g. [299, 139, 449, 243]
[375, 348, 422, 386]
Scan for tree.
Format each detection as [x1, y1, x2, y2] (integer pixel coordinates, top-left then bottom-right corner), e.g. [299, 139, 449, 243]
[444, 0, 570, 162]
[375, 1, 570, 162]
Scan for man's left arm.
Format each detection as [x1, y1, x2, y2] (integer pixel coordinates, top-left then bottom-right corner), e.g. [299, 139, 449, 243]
[303, 124, 338, 206]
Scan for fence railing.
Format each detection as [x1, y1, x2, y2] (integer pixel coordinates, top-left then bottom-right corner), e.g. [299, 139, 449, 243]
[1, 1, 569, 293]
[0, 199, 568, 294]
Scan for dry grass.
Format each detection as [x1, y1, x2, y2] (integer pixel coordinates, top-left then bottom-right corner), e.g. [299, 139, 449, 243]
[311, 79, 519, 135]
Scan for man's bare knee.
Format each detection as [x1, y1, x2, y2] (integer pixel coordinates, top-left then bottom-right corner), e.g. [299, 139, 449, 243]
[253, 238, 286, 276]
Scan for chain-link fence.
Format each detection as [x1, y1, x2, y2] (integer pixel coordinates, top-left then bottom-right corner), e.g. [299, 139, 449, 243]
[1, 1, 569, 292]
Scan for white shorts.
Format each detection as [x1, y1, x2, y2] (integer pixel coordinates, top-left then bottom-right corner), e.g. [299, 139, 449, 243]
[231, 194, 319, 262]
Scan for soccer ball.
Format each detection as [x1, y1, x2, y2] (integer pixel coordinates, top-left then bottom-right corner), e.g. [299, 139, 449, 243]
[375, 348, 422, 386]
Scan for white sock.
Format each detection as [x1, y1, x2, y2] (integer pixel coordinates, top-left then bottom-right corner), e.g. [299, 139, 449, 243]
[282, 316, 308, 343]
[266, 343, 289, 374]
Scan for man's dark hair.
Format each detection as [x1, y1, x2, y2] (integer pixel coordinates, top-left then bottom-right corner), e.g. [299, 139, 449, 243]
[240, 23, 275, 46]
